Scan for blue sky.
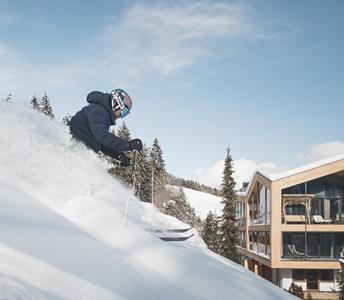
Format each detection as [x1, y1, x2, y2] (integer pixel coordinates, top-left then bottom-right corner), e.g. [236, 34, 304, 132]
[1, 0, 344, 186]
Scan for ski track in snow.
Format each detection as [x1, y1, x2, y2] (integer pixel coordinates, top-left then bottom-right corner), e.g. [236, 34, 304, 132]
[0, 102, 297, 300]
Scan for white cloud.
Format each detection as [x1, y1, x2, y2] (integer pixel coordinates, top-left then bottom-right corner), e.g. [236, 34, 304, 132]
[297, 141, 344, 162]
[194, 158, 288, 190]
[195, 141, 344, 190]
[0, 1, 283, 109]
[103, 1, 261, 75]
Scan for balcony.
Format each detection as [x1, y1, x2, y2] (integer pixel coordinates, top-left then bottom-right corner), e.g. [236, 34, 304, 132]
[249, 232, 271, 257]
[281, 172, 344, 225]
[282, 232, 344, 260]
[282, 194, 343, 224]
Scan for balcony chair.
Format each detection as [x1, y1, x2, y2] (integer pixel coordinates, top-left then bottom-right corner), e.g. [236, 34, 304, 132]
[287, 244, 305, 257]
[312, 215, 332, 224]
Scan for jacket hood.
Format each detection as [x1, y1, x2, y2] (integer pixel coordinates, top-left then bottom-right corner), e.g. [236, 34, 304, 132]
[87, 91, 116, 125]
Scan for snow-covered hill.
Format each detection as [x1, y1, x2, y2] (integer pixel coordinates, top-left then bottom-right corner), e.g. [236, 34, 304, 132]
[183, 187, 223, 220]
[0, 102, 296, 300]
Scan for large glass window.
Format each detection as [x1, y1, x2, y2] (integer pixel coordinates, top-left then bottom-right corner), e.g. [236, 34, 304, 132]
[258, 232, 265, 254]
[235, 202, 246, 227]
[285, 203, 305, 215]
[320, 234, 334, 257]
[292, 269, 305, 281]
[321, 270, 334, 281]
[283, 232, 344, 260]
[238, 230, 246, 248]
[307, 233, 320, 257]
[266, 232, 271, 256]
[250, 182, 271, 225]
[283, 233, 305, 259]
[307, 270, 318, 290]
[249, 232, 258, 252]
[292, 269, 334, 290]
[282, 171, 344, 224]
[249, 231, 270, 257]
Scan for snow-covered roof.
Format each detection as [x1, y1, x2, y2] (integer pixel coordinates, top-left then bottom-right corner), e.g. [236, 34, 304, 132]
[261, 153, 344, 181]
[237, 154, 344, 197]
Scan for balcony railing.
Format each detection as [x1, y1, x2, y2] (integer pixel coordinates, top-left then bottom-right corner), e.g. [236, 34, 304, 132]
[249, 242, 271, 257]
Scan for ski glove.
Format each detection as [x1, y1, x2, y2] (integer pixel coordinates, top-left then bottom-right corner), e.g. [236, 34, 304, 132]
[128, 138, 143, 152]
[118, 153, 131, 167]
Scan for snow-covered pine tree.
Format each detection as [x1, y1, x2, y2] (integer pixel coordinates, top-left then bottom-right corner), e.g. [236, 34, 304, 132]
[30, 95, 39, 110]
[202, 211, 221, 253]
[150, 138, 167, 208]
[337, 250, 344, 300]
[219, 147, 241, 263]
[4, 93, 12, 102]
[62, 113, 72, 125]
[287, 283, 304, 299]
[117, 122, 131, 140]
[40, 93, 55, 118]
[163, 187, 202, 230]
[134, 144, 152, 202]
[115, 122, 133, 185]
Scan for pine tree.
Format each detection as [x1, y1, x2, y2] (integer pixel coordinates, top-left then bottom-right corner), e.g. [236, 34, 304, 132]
[219, 147, 241, 263]
[114, 122, 133, 186]
[288, 283, 304, 299]
[40, 93, 55, 118]
[202, 211, 221, 253]
[337, 250, 344, 300]
[62, 113, 72, 125]
[163, 187, 202, 230]
[30, 95, 39, 110]
[117, 122, 131, 140]
[134, 144, 152, 202]
[150, 138, 167, 208]
[4, 93, 12, 102]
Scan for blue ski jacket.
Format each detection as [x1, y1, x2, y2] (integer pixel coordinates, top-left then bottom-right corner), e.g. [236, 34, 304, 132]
[68, 91, 129, 159]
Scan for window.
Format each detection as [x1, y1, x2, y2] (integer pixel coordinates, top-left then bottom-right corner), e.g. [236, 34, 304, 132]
[282, 171, 344, 224]
[292, 269, 305, 281]
[307, 233, 320, 257]
[283, 183, 305, 195]
[292, 269, 334, 290]
[258, 232, 266, 254]
[285, 204, 305, 215]
[320, 270, 334, 281]
[320, 234, 334, 257]
[307, 270, 318, 290]
[266, 232, 271, 256]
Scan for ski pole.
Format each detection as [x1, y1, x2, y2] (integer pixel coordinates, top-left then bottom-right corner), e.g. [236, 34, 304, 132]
[123, 150, 138, 225]
[123, 190, 130, 225]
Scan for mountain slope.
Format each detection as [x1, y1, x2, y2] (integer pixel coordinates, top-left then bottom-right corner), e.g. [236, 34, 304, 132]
[0, 102, 296, 300]
[182, 187, 223, 220]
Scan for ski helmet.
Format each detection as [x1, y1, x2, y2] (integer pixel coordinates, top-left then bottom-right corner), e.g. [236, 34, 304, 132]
[110, 89, 133, 119]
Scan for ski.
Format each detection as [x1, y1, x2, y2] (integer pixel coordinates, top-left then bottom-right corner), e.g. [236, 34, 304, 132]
[147, 227, 193, 234]
[158, 234, 194, 242]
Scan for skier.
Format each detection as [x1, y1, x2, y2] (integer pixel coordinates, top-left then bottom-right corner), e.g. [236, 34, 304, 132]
[69, 89, 143, 166]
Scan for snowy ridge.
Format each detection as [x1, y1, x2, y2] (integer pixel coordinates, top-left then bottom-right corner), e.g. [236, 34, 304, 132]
[0, 102, 296, 300]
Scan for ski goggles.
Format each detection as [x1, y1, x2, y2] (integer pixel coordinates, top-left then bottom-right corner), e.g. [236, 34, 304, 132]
[111, 91, 132, 119]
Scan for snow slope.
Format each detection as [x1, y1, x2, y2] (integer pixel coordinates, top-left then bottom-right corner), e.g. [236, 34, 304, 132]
[183, 187, 223, 220]
[0, 102, 296, 300]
